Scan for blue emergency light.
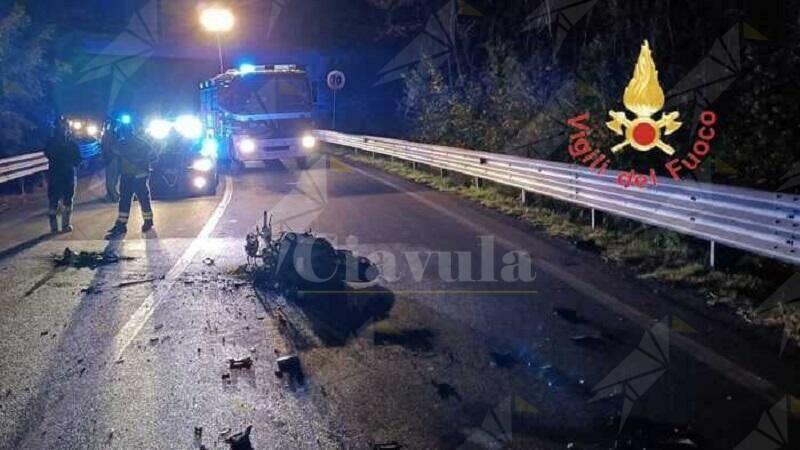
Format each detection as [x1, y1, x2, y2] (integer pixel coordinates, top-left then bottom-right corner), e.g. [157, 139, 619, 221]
[239, 64, 257, 75]
[119, 114, 132, 125]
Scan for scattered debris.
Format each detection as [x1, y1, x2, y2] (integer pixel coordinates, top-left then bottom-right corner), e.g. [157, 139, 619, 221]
[374, 442, 402, 450]
[40, 330, 48, 337]
[431, 381, 461, 401]
[245, 211, 379, 294]
[81, 285, 103, 295]
[275, 355, 304, 383]
[570, 334, 606, 348]
[660, 437, 699, 448]
[203, 257, 215, 266]
[225, 425, 253, 450]
[228, 357, 253, 370]
[194, 426, 203, 445]
[489, 351, 518, 369]
[221, 373, 231, 383]
[553, 307, 584, 323]
[117, 277, 159, 288]
[55, 248, 134, 269]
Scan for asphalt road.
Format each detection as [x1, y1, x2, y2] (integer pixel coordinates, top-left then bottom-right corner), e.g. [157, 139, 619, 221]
[0, 150, 797, 449]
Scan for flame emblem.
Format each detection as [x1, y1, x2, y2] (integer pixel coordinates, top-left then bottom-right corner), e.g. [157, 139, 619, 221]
[607, 41, 682, 154]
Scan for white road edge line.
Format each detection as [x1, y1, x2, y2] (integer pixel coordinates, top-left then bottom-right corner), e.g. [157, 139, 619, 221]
[340, 159, 784, 403]
[112, 175, 234, 360]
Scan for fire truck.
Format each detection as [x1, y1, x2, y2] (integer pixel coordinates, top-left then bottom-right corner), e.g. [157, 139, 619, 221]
[200, 64, 317, 171]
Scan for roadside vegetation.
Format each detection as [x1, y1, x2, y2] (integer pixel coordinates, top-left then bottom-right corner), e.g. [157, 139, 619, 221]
[359, 1, 800, 349]
[338, 150, 799, 348]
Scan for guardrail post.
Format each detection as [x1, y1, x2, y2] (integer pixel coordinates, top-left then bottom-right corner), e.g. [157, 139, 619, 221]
[709, 241, 716, 268]
[591, 208, 596, 229]
[473, 177, 481, 189]
[520, 189, 527, 205]
[412, 161, 417, 171]
[440, 168, 446, 179]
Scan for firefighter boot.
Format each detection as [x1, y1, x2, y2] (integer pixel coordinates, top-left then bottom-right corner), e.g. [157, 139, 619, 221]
[141, 219, 154, 233]
[105, 222, 127, 240]
[61, 211, 73, 233]
[48, 215, 59, 234]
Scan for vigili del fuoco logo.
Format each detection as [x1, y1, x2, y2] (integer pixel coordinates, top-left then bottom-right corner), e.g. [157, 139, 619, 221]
[566, 40, 718, 188]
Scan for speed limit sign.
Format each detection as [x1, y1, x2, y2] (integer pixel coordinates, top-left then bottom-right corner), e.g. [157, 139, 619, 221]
[327, 71, 346, 91]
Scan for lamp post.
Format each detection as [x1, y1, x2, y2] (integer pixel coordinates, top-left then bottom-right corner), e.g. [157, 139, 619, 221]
[200, 6, 235, 73]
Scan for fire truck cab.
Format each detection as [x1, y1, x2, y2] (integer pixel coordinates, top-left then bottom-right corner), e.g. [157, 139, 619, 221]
[200, 64, 317, 171]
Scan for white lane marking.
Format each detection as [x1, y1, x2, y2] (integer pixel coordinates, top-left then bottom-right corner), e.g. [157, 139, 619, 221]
[112, 175, 233, 360]
[341, 160, 783, 402]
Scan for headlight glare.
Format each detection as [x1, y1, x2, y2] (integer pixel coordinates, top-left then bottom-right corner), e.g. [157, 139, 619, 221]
[147, 119, 172, 140]
[175, 115, 203, 139]
[302, 135, 317, 149]
[239, 138, 256, 154]
[192, 158, 214, 172]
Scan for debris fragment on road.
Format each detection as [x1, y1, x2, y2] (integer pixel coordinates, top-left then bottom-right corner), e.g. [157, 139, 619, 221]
[275, 354, 304, 383]
[225, 425, 253, 450]
[117, 277, 161, 288]
[228, 356, 253, 370]
[489, 351, 518, 369]
[55, 248, 134, 269]
[203, 257, 215, 266]
[431, 381, 461, 401]
[373, 442, 402, 450]
[570, 334, 606, 348]
[553, 307, 584, 323]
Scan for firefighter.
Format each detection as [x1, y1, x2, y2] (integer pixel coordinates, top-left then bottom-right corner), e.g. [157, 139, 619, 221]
[44, 116, 82, 233]
[101, 116, 120, 203]
[105, 116, 157, 238]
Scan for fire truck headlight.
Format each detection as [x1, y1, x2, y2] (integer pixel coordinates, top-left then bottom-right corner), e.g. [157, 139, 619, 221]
[302, 135, 317, 149]
[239, 138, 256, 154]
[86, 124, 99, 138]
[200, 138, 219, 158]
[192, 158, 214, 172]
[71, 121, 84, 131]
[175, 115, 203, 139]
[193, 176, 208, 190]
[147, 119, 172, 140]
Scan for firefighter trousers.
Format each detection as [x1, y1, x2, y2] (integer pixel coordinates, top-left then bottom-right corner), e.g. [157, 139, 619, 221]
[116, 175, 153, 225]
[105, 157, 120, 202]
[47, 172, 76, 217]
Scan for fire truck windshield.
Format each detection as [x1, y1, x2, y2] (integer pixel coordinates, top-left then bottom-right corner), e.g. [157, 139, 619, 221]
[219, 73, 311, 115]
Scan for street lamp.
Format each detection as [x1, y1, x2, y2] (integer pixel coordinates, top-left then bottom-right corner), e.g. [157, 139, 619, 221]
[200, 6, 235, 73]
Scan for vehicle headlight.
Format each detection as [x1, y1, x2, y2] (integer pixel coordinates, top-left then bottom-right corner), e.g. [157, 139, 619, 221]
[192, 157, 214, 172]
[175, 115, 203, 139]
[147, 119, 172, 140]
[302, 134, 317, 149]
[193, 176, 208, 189]
[239, 138, 256, 154]
[71, 121, 84, 131]
[86, 124, 99, 138]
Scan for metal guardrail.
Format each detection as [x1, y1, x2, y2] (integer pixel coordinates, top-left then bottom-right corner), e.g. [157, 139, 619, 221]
[315, 130, 800, 267]
[0, 152, 48, 185]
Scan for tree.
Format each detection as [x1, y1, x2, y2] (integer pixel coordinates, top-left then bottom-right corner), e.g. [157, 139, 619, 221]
[0, 3, 59, 156]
